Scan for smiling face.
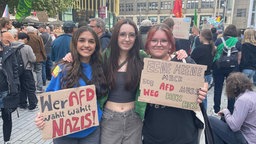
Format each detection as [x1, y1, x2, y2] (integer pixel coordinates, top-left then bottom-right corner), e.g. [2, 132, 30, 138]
[147, 30, 171, 60]
[77, 31, 96, 63]
[118, 24, 136, 53]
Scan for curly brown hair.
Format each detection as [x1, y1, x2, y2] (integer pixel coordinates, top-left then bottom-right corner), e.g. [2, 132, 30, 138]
[226, 72, 253, 98]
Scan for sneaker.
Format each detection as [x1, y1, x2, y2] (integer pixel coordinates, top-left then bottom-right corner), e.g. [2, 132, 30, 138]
[4, 141, 11, 144]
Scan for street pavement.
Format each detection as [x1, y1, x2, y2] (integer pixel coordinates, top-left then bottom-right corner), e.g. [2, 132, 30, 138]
[0, 84, 228, 144]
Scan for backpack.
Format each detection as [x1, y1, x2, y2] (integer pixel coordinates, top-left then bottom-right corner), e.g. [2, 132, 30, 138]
[216, 37, 238, 68]
[15, 44, 25, 76]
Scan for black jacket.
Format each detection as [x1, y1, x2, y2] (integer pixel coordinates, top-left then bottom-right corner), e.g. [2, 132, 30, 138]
[240, 43, 256, 70]
[100, 32, 112, 50]
[1, 44, 20, 108]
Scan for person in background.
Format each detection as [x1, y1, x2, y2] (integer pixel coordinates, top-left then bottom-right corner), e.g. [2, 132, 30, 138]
[0, 17, 15, 45]
[212, 24, 241, 115]
[239, 28, 256, 82]
[89, 18, 111, 50]
[190, 25, 201, 52]
[12, 32, 37, 111]
[38, 24, 53, 85]
[211, 27, 218, 42]
[209, 72, 256, 144]
[163, 17, 192, 55]
[191, 29, 215, 110]
[139, 19, 152, 49]
[35, 26, 107, 144]
[0, 23, 20, 144]
[51, 21, 76, 63]
[142, 23, 208, 144]
[26, 26, 47, 93]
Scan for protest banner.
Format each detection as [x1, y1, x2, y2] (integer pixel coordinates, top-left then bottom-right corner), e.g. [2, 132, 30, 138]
[172, 17, 191, 40]
[138, 58, 207, 111]
[37, 85, 99, 139]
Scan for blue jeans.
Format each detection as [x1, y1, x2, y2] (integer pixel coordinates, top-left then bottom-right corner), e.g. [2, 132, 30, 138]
[208, 116, 248, 144]
[212, 64, 238, 113]
[33, 62, 43, 91]
[42, 55, 53, 83]
[242, 69, 255, 82]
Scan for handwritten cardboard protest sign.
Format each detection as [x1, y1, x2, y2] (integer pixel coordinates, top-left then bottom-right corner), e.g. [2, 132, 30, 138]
[36, 11, 48, 22]
[172, 17, 191, 40]
[138, 58, 207, 111]
[38, 85, 99, 139]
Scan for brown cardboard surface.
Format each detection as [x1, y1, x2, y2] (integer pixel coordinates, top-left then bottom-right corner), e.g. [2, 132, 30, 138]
[138, 58, 207, 111]
[37, 85, 99, 139]
[172, 18, 191, 40]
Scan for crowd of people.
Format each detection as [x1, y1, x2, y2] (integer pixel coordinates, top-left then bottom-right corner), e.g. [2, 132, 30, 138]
[0, 16, 256, 144]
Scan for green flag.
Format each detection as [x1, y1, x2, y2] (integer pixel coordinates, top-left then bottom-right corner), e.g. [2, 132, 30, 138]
[15, 0, 33, 22]
[194, 8, 198, 26]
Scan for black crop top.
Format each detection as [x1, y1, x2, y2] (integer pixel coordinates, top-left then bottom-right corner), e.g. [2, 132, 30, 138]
[108, 72, 137, 103]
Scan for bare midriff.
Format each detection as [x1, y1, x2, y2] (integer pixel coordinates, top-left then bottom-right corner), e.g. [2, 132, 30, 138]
[105, 101, 135, 112]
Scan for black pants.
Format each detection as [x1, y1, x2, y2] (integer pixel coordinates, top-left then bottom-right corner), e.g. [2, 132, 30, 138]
[1, 108, 12, 142]
[19, 70, 38, 108]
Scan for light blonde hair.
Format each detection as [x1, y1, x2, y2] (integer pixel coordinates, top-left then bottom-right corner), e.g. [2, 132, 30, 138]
[243, 28, 256, 45]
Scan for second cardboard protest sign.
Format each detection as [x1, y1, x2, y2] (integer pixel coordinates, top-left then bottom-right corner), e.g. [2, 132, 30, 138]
[139, 58, 206, 111]
[38, 85, 99, 139]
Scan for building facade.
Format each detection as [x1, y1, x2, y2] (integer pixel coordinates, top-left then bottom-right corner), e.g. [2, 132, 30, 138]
[61, 0, 119, 29]
[118, 0, 255, 29]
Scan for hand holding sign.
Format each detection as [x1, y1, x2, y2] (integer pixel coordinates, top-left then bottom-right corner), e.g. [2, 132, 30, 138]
[37, 85, 99, 139]
[138, 58, 207, 111]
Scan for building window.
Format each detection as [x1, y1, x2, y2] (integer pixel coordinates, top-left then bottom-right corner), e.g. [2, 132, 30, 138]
[160, 16, 169, 23]
[201, 0, 214, 8]
[186, 0, 198, 9]
[149, 2, 158, 10]
[161, 1, 171, 10]
[120, 4, 125, 12]
[126, 3, 133, 11]
[137, 16, 147, 25]
[137, 3, 146, 11]
[148, 16, 158, 24]
[236, 9, 246, 17]
[251, 13, 255, 26]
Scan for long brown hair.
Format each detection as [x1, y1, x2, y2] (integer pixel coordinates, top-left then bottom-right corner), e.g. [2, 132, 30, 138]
[226, 72, 253, 98]
[59, 26, 107, 97]
[104, 19, 143, 91]
[200, 29, 215, 56]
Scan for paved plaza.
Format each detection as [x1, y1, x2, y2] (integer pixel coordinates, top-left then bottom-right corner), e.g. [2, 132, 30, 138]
[0, 85, 228, 144]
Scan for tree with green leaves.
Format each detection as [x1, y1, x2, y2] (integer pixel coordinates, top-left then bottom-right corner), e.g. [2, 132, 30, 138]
[0, 0, 74, 21]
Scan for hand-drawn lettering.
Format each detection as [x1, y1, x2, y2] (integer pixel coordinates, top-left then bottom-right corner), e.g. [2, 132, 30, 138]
[40, 95, 68, 113]
[44, 111, 65, 121]
[173, 64, 203, 77]
[146, 60, 171, 74]
[159, 82, 174, 91]
[165, 93, 182, 102]
[52, 112, 95, 138]
[179, 86, 198, 95]
[182, 101, 198, 110]
[68, 105, 91, 116]
[143, 79, 154, 86]
[143, 89, 159, 97]
[69, 88, 95, 107]
[162, 75, 182, 82]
